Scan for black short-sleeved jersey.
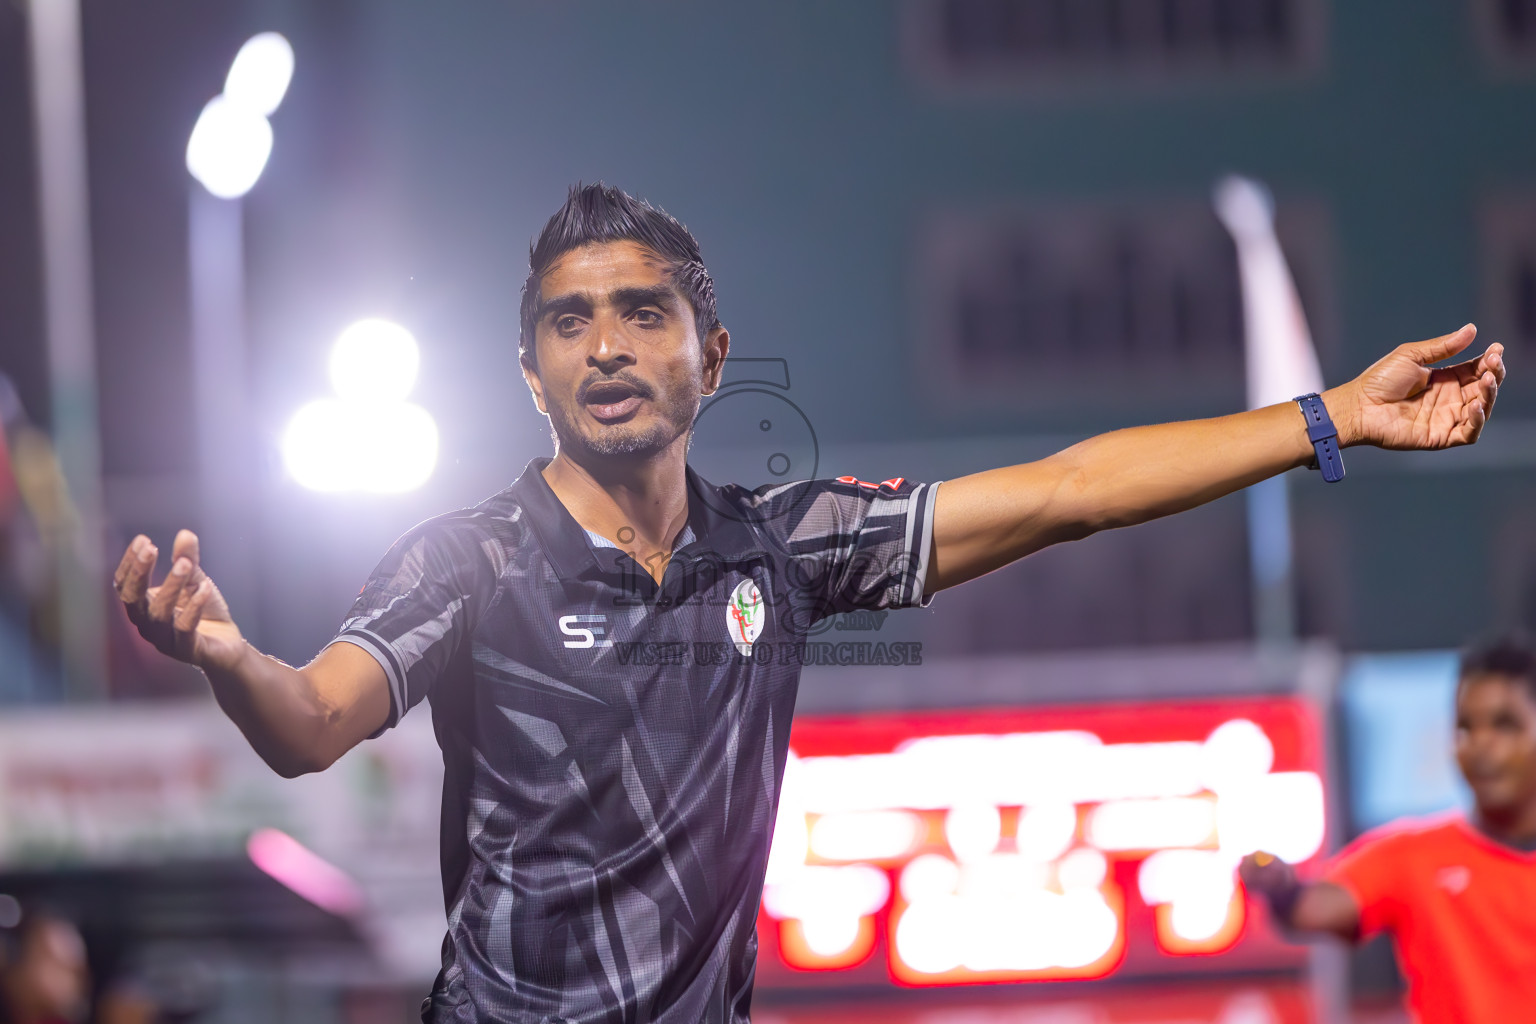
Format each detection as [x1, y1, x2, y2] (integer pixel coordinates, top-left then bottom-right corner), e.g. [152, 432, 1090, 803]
[331, 458, 938, 1024]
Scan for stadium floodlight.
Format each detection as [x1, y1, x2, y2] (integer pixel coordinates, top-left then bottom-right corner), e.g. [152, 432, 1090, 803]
[330, 319, 421, 404]
[282, 319, 439, 494]
[186, 95, 274, 200]
[223, 32, 294, 117]
[186, 32, 292, 199]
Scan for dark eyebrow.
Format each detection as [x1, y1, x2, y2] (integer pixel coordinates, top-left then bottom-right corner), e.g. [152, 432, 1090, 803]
[536, 286, 679, 325]
[536, 291, 595, 324]
[611, 285, 680, 314]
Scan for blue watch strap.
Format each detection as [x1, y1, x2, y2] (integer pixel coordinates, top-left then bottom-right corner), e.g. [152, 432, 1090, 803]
[1294, 392, 1345, 483]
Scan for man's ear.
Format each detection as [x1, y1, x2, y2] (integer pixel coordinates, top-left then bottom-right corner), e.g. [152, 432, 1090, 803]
[701, 326, 730, 396]
[521, 354, 548, 415]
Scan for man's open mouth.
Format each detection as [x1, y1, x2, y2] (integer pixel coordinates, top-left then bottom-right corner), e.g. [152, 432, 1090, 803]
[581, 380, 648, 423]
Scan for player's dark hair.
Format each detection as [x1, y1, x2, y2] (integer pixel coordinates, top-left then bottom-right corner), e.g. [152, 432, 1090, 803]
[1459, 634, 1536, 701]
[518, 182, 720, 368]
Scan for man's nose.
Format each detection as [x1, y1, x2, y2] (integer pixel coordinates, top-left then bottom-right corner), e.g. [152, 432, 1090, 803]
[589, 315, 636, 369]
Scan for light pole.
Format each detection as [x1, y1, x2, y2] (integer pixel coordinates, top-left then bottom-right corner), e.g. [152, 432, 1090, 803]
[1213, 176, 1325, 652]
[25, 0, 106, 699]
[185, 33, 293, 643]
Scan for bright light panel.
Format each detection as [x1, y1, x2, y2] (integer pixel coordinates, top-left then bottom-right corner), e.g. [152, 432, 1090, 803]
[185, 95, 273, 200]
[899, 854, 960, 904]
[766, 709, 1325, 985]
[1216, 771, 1325, 864]
[1169, 889, 1237, 943]
[1200, 719, 1274, 791]
[224, 33, 295, 117]
[764, 754, 808, 885]
[1056, 848, 1107, 891]
[1015, 803, 1077, 862]
[809, 811, 921, 862]
[894, 887, 1119, 977]
[1087, 797, 1217, 851]
[762, 864, 889, 959]
[944, 804, 1000, 862]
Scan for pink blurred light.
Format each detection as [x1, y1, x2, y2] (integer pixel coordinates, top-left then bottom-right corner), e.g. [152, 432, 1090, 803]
[246, 827, 364, 917]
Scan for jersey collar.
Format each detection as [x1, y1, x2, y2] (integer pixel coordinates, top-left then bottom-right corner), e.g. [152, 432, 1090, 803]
[511, 457, 763, 584]
[1455, 813, 1536, 862]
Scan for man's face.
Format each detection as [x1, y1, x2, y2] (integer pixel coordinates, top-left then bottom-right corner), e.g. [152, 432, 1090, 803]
[522, 240, 725, 462]
[1455, 674, 1536, 817]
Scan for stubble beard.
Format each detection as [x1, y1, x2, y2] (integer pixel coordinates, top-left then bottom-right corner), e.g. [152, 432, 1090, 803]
[548, 388, 700, 461]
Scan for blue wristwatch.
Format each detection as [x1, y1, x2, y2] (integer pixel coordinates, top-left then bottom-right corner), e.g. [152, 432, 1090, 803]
[1294, 393, 1345, 483]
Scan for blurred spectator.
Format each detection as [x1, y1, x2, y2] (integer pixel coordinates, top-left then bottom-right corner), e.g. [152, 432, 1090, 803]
[0, 373, 196, 701]
[0, 373, 64, 701]
[92, 987, 157, 1024]
[1242, 635, 1536, 1023]
[0, 907, 89, 1024]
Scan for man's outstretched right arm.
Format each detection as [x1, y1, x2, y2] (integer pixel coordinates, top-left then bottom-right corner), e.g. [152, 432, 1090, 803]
[1238, 852, 1361, 941]
[115, 529, 390, 778]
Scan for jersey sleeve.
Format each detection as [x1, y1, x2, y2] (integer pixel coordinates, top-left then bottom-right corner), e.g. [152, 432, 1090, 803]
[759, 476, 941, 617]
[327, 516, 496, 733]
[1324, 828, 1408, 938]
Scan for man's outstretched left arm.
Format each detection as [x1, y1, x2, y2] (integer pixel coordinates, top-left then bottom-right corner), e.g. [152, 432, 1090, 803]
[927, 324, 1505, 592]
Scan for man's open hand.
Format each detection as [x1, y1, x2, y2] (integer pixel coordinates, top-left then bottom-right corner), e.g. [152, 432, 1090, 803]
[1338, 324, 1505, 451]
[114, 529, 247, 673]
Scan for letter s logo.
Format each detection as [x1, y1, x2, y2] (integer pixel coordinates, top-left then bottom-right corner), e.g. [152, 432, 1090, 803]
[559, 614, 606, 649]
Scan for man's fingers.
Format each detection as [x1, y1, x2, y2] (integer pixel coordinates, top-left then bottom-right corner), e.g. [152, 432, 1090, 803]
[112, 540, 139, 587]
[1469, 398, 1488, 437]
[115, 536, 158, 607]
[171, 529, 210, 587]
[1456, 398, 1488, 447]
[147, 556, 195, 620]
[1482, 369, 1499, 409]
[112, 538, 143, 597]
[1404, 323, 1476, 366]
[1479, 343, 1507, 385]
[174, 579, 212, 640]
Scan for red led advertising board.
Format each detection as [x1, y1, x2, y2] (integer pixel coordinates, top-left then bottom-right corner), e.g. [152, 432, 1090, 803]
[755, 697, 1325, 990]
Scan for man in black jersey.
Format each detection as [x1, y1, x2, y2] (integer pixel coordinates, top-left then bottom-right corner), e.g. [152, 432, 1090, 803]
[114, 183, 1505, 1023]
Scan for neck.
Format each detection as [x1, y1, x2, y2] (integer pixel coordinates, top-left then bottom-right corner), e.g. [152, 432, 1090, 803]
[542, 437, 691, 582]
[1473, 802, 1536, 851]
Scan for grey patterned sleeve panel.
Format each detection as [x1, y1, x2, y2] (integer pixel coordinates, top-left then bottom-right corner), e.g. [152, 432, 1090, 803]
[326, 512, 500, 732]
[760, 476, 942, 616]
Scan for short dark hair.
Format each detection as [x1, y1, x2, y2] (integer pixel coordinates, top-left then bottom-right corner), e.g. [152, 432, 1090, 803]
[1459, 634, 1536, 701]
[518, 183, 720, 368]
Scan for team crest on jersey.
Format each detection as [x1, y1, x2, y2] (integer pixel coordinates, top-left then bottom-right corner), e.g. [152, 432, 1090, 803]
[727, 579, 765, 657]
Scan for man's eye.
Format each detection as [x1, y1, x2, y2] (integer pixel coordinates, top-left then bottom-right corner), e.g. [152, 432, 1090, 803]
[557, 316, 582, 334]
[632, 310, 662, 326]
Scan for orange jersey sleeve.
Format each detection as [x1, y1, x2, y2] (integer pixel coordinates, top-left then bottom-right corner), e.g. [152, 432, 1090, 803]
[1324, 825, 1410, 937]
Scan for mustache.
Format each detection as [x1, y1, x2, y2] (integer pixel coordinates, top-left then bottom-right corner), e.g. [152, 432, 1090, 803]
[577, 372, 655, 403]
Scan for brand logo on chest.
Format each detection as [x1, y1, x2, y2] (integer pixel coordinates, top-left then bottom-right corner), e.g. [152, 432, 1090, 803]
[559, 614, 609, 649]
[1435, 865, 1471, 896]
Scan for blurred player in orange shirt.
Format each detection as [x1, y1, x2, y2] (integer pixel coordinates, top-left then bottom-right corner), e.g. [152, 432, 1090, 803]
[1241, 637, 1536, 1023]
